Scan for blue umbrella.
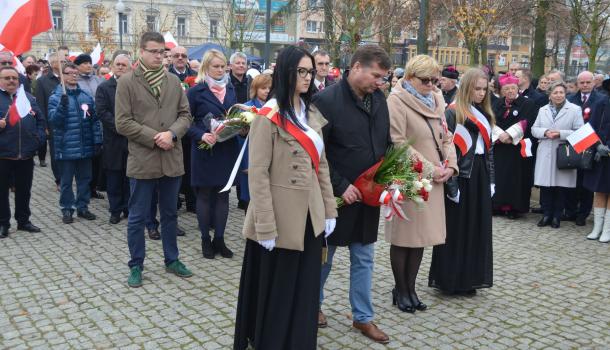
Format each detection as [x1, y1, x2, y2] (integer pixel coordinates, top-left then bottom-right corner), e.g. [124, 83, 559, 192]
[187, 43, 226, 60]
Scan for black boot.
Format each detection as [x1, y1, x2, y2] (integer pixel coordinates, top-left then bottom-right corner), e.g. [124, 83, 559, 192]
[213, 238, 234, 258]
[202, 237, 215, 259]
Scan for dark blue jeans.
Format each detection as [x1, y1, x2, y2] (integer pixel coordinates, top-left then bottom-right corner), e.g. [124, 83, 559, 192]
[58, 159, 92, 213]
[106, 169, 129, 216]
[127, 176, 181, 269]
[145, 186, 159, 231]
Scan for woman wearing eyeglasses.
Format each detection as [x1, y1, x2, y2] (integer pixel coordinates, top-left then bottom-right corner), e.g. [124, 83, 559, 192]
[233, 46, 337, 349]
[385, 55, 458, 313]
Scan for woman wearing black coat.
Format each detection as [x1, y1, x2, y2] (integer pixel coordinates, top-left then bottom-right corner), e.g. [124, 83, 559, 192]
[186, 49, 239, 259]
[95, 54, 131, 224]
[584, 81, 610, 243]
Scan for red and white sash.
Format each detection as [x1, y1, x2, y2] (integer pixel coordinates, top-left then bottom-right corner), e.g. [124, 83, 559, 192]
[465, 106, 492, 151]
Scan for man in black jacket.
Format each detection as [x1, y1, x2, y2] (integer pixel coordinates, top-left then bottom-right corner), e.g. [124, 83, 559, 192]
[168, 46, 197, 82]
[516, 69, 548, 109]
[96, 54, 131, 224]
[312, 50, 335, 94]
[0, 66, 46, 238]
[34, 52, 62, 186]
[565, 71, 602, 225]
[315, 45, 391, 344]
[0, 52, 31, 93]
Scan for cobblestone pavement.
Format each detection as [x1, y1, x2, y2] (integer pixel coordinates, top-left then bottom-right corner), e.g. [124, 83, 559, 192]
[1, 165, 609, 349]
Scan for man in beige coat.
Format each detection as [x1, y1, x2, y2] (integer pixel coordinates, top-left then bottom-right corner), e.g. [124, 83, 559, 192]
[115, 32, 193, 288]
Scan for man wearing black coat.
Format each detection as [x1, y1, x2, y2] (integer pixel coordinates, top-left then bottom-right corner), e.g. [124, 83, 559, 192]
[34, 52, 62, 185]
[312, 50, 335, 94]
[0, 66, 46, 237]
[564, 71, 602, 225]
[315, 45, 391, 344]
[95, 54, 131, 224]
[516, 69, 548, 109]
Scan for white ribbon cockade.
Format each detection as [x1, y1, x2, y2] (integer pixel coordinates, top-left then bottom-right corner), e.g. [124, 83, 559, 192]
[380, 183, 408, 221]
[81, 103, 89, 119]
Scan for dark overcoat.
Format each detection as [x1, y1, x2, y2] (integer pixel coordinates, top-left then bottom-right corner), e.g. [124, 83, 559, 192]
[584, 97, 610, 193]
[95, 77, 128, 171]
[186, 82, 240, 188]
[313, 75, 391, 246]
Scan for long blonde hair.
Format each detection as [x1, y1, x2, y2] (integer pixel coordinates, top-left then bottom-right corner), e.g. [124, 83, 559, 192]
[454, 68, 495, 126]
[195, 49, 227, 83]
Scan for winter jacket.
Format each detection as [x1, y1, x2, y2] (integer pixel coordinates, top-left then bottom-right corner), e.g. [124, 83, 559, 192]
[48, 85, 102, 160]
[0, 89, 46, 159]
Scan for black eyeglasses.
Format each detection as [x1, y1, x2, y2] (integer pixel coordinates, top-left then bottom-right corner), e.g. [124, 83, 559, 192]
[296, 67, 316, 78]
[0, 61, 12, 66]
[416, 76, 439, 85]
[172, 54, 188, 59]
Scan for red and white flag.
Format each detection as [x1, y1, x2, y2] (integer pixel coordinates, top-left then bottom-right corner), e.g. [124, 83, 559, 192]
[0, 0, 53, 55]
[68, 51, 83, 62]
[453, 124, 473, 155]
[164, 32, 178, 49]
[90, 43, 104, 66]
[8, 85, 32, 126]
[567, 123, 600, 153]
[520, 138, 533, 158]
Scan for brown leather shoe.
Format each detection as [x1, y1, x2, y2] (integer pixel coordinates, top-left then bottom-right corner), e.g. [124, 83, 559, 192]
[353, 321, 389, 344]
[318, 311, 327, 328]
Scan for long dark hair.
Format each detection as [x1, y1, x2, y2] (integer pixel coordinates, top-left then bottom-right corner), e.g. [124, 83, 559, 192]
[270, 46, 315, 130]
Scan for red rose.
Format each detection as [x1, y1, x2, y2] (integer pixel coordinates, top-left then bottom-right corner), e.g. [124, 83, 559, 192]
[419, 188, 429, 201]
[413, 159, 423, 173]
[184, 76, 197, 87]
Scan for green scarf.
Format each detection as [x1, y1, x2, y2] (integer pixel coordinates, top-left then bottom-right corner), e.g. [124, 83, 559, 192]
[138, 57, 164, 98]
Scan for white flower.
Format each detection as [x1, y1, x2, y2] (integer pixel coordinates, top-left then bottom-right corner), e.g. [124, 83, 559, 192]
[421, 178, 431, 186]
[424, 183, 433, 192]
[241, 111, 256, 124]
[413, 181, 423, 190]
[413, 196, 424, 204]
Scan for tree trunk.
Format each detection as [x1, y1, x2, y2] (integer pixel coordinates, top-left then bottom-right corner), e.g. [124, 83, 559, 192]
[551, 31, 560, 69]
[480, 38, 488, 67]
[324, 0, 340, 67]
[417, 0, 429, 54]
[588, 45, 598, 71]
[532, 0, 550, 78]
[563, 28, 575, 76]
[467, 40, 478, 66]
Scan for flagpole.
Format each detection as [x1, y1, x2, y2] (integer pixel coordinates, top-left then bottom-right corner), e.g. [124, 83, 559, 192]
[58, 59, 66, 95]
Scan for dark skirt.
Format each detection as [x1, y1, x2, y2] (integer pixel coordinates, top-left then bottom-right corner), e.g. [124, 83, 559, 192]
[233, 217, 322, 350]
[583, 158, 610, 193]
[429, 156, 493, 293]
[492, 142, 532, 212]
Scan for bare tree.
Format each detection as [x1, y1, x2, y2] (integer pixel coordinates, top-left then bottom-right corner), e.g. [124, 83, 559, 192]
[568, 0, 610, 71]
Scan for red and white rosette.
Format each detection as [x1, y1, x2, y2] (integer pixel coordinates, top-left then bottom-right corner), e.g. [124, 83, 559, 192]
[379, 183, 408, 221]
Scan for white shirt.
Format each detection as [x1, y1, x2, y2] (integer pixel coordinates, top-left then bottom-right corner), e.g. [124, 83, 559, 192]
[314, 78, 325, 90]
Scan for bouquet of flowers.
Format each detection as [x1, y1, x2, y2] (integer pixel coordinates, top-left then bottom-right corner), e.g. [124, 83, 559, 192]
[181, 76, 197, 90]
[198, 104, 257, 150]
[337, 144, 433, 221]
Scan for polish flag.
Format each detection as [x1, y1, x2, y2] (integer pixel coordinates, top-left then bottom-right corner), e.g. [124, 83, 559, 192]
[90, 43, 104, 66]
[520, 138, 533, 158]
[0, 0, 53, 55]
[8, 85, 32, 126]
[567, 123, 601, 153]
[453, 124, 473, 155]
[164, 32, 178, 49]
[68, 52, 83, 62]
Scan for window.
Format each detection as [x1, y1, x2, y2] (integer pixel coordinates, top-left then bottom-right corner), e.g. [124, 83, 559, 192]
[306, 21, 317, 33]
[146, 15, 157, 32]
[52, 9, 63, 30]
[118, 13, 128, 34]
[88, 12, 101, 33]
[318, 21, 324, 33]
[210, 19, 218, 39]
[177, 17, 186, 37]
[308, 0, 320, 8]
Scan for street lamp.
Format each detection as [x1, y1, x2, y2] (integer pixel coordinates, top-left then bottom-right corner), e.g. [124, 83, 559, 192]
[116, 0, 126, 49]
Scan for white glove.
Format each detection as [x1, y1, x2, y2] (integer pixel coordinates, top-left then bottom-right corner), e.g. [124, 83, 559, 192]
[490, 183, 496, 197]
[259, 238, 276, 251]
[447, 189, 460, 203]
[325, 218, 336, 238]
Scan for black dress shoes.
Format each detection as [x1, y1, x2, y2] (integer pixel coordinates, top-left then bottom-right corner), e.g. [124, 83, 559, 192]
[39, 160, 47, 167]
[575, 217, 587, 226]
[537, 216, 552, 227]
[551, 218, 560, 228]
[109, 214, 121, 224]
[77, 210, 96, 220]
[91, 191, 105, 199]
[409, 293, 427, 311]
[202, 238, 215, 259]
[148, 229, 160, 240]
[213, 238, 234, 258]
[0, 225, 9, 238]
[17, 222, 41, 232]
[391, 288, 415, 313]
[176, 226, 186, 237]
[62, 212, 73, 224]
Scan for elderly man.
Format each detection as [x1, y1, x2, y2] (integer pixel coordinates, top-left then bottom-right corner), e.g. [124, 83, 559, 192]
[189, 59, 200, 72]
[0, 66, 46, 237]
[0, 51, 31, 93]
[115, 32, 193, 287]
[546, 69, 564, 83]
[312, 50, 334, 94]
[594, 73, 607, 95]
[96, 54, 132, 224]
[48, 63, 103, 224]
[564, 71, 602, 226]
[229, 52, 250, 103]
[168, 46, 196, 82]
[440, 66, 459, 105]
[508, 62, 521, 75]
[21, 55, 36, 68]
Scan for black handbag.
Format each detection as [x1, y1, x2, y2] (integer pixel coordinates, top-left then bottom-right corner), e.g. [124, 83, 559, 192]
[556, 143, 595, 170]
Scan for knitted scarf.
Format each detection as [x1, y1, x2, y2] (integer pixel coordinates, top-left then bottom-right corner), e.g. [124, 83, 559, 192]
[402, 80, 436, 111]
[138, 57, 164, 98]
[205, 74, 229, 104]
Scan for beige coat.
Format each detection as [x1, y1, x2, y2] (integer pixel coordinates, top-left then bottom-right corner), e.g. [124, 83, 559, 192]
[115, 68, 192, 179]
[242, 103, 338, 251]
[384, 81, 458, 248]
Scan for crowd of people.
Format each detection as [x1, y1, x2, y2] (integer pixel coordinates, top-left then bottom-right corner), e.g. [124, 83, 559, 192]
[1, 31, 609, 348]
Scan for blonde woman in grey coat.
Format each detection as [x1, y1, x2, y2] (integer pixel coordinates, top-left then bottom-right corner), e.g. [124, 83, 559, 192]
[531, 81, 584, 228]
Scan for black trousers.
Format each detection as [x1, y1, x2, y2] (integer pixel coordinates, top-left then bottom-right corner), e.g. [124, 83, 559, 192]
[564, 170, 593, 219]
[48, 131, 60, 184]
[0, 158, 34, 227]
[37, 138, 47, 163]
[540, 186, 566, 219]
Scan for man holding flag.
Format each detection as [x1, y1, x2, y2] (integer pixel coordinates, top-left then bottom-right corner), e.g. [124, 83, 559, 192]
[0, 66, 46, 238]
